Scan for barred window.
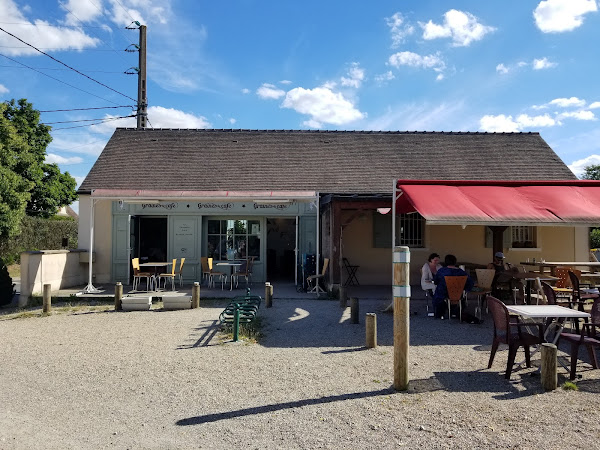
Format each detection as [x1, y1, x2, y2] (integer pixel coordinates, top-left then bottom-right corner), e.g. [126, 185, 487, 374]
[396, 213, 424, 248]
[511, 226, 536, 248]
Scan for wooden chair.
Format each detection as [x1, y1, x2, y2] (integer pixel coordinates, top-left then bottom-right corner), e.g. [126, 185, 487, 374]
[201, 257, 212, 286]
[474, 269, 495, 317]
[131, 257, 153, 291]
[234, 257, 254, 288]
[487, 295, 544, 379]
[158, 259, 177, 291]
[174, 257, 185, 287]
[568, 270, 598, 311]
[444, 275, 467, 321]
[307, 258, 329, 295]
[559, 297, 600, 379]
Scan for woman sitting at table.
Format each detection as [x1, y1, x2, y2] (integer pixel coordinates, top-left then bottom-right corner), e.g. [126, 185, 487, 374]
[421, 252, 442, 297]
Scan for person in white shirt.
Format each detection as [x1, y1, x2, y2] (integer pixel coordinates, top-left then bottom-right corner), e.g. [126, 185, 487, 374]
[421, 252, 442, 296]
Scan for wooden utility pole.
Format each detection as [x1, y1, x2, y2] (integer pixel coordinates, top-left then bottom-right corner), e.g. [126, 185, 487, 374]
[136, 24, 147, 129]
[393, 246, 410, 390]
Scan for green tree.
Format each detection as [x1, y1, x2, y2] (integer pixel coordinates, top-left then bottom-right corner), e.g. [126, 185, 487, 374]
[0, 99, 77, 230]
[582, 164, 600, 180]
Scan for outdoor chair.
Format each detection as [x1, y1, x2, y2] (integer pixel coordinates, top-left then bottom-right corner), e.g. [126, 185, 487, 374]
[174, 257, 185, 287]
[158, 258, 177, 291]
[343, 257, 359, 286]
[487, 295, 544, 379]
[559, 297, 600, 380]
[444, 275, 467, 321]
[307, 258, 329, 295]
[234, 257, 254, 288]
[131, 257, 153, 291]
[568, 270, 598, 312]
[473, 268, 495, 317]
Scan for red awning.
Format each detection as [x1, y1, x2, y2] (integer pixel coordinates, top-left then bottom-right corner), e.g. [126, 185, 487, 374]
[395, 180, 600, 226]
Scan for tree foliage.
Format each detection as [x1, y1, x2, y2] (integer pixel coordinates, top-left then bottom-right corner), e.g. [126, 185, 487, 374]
[0, 99, 77, 237]
[582, 164, 600, 180]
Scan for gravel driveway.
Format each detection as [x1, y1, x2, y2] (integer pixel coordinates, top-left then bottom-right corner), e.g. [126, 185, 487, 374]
[1, 298, 599, 449]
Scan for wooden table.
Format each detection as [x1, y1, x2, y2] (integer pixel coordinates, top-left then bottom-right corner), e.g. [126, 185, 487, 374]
[521, 261, 600, 275]
[511, 272, 558, 304]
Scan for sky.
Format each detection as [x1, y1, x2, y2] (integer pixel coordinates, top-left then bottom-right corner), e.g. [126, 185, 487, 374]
[2, 0, 600, 212]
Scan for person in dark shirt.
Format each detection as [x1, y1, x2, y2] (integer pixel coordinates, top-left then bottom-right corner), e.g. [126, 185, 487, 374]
[487, 251, 509, 273]
[433, 254, 476, 321]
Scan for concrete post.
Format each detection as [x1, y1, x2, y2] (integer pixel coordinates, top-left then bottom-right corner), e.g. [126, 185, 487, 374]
[114, 282, 123, 311]
[42, 283, 51, 313]
[192, 282, 200, 308]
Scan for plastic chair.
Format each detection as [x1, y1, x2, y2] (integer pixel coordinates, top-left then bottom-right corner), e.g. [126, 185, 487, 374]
[307, 258, 329, 295]
[487, 295, 544, 379]
[131, 257, 153, 291]
[174, 257, 185, 287]
[158, 259, 177, 291]
[444, 275, 467, 321]
[559, 297, 600, 379]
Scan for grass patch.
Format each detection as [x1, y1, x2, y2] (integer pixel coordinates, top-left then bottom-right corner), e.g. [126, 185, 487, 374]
[562, 381, 579, 391]
[221, 315, 265, 343]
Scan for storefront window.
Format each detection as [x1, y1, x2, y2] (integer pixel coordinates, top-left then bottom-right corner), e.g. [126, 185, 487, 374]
[207, 219, 260, 260]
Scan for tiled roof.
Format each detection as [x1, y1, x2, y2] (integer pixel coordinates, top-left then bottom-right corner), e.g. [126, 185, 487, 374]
[78, 129, 576, 194]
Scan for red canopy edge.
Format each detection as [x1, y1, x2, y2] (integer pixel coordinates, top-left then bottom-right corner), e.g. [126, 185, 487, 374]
[395, 180, 600, 226]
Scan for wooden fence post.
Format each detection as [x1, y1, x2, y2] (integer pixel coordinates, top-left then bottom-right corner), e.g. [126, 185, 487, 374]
[541, 343, 557, 391]
[393, 246, 410, 390]
[42, 283, 51, 313]
[350, 297, 359, 324]
[192, 282, 200, 308]
[366, 313, 377, 348]
[114, 282, 123, 311]
[339, 286, 347, 308]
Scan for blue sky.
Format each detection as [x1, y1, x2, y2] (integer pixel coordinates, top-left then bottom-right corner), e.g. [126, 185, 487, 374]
[2, 0, 600, 205]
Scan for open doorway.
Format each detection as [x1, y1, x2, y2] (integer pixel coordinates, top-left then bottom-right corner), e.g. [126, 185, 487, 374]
[137, 216, 168, 262]
[266, 218, 296, 282]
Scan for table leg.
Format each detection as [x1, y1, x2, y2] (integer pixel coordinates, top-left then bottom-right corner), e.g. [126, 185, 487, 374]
[526, 279, 532, 304]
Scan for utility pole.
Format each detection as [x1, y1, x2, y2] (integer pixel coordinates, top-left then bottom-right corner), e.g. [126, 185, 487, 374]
[136, 24, 147, 128]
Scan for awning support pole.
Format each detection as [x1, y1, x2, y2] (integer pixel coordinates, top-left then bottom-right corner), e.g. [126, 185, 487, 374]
[82, 198, 101, 294]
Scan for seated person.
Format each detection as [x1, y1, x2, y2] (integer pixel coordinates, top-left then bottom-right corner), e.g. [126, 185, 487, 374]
[433, 254, 479, 322]
[421, 253, 442, 297]
[487, 252, 509, 273]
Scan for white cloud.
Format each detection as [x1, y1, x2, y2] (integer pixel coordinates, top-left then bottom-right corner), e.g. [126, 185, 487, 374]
[420, 9, 495, 46]
[374, 71, 395, 84]
[388, 51, 445, 78]
[279, 80, 292, 85]
[302, 119, 323, 129]
[386, 12, 415, 48]
[590, 102, 600, 109]
[45, 153, 83, 165]
[0, 84, 9, 94]
[479, 113, 557, 132]
[89, 105, 211, 134]
[534, 0, 598, 33]
[496, 63, 509, 74]
[568, 154, 600, 177]
[229, 118, 236, 125]
[340, 62, 365, 88]
[256, 83, 286, 100]
[532, 57, 557, 70]
[550, 97, 586, 108]
[558, 110, 596, 121]
[60, 0, 103, 25]
[366, 101, 467, 131]
[106, 0, 171, 27]
[241, 88, 250, 94]
[281, 86, 365, 127]
[0, 0, 99, 56]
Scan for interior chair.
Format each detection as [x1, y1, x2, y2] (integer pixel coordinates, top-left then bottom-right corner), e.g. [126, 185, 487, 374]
[131, 257, 153, 291]
[158, 258, 177, 291]
[174, 257, 185, 287]
[487, 295, 544, 379]
[444, 275, 467, 321]
[342, 257, 359, 286]
[474, 269, 495, 317]
[307, 258, 329, 295]
[559, 297, 600, 380]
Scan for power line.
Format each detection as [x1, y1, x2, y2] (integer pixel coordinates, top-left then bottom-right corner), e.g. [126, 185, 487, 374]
[0, 26, 137, 102]
[43, 116, 133, 124]
[112, 0, 138, 24]
[0, 64, 126, 73]
[0, 46, 119, 51]
[0, 22, 109, 29]
[87, 0, 136, 46]
[51, 114, 136, 131]
[0, 53, 122, 105]
[39, 105, 134, 113]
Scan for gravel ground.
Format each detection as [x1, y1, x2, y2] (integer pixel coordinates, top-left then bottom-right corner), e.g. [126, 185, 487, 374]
[0, 297, 599, 449]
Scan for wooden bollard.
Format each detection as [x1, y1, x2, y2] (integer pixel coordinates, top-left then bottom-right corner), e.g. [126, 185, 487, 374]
[114, 282, 123, 311]
[541, 343, 558, 390]
[350, 297, 359, 324]
[42, 283, 51, 313]
[265, 282, 273, 308]
[192, 282, 200, 308]
[366, 313, 377, 348]
[339, 286, 347, 308]
[393, 246, 410, 390]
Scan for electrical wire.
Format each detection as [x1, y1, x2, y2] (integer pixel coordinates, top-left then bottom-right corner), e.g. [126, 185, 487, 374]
[0, 53, 122, 105]
[43, 116, 133, 124]
[112, 0, 138, 24]
[0, 64, 126, 73]
[51, 114, 136, 131]
[39, 106, 134, 113]
[0, 26, 137, 102]
[87, 0, 136, 46]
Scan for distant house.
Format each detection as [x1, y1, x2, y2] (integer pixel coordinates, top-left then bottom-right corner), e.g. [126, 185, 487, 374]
[77, 128, 594, 288]
[56, 205, 78, 220]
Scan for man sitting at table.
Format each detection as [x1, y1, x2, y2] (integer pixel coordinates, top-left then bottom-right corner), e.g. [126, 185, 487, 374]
[487, 251, 509, 273]
[433, 254, 479, 323]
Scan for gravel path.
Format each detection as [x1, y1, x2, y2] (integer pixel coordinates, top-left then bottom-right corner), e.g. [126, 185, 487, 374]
[0, 298, 599, 449]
